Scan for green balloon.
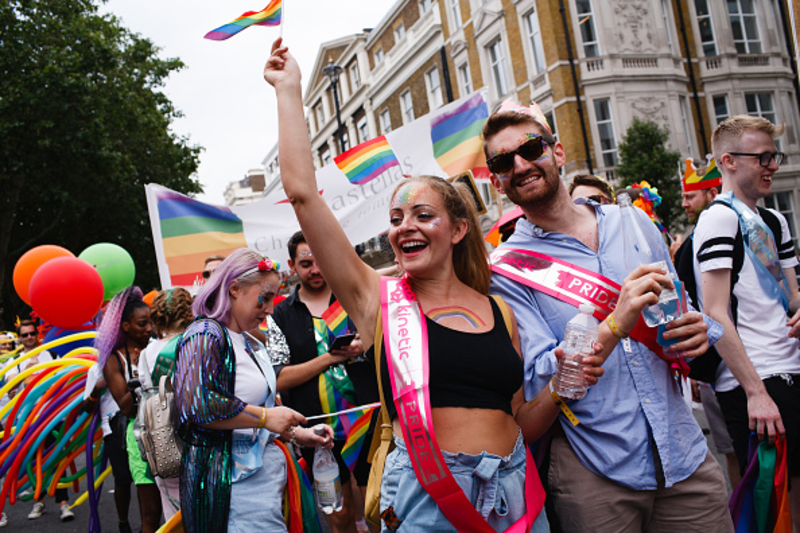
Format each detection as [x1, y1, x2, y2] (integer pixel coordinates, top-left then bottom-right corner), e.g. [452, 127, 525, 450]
[78, 243, 136, 301]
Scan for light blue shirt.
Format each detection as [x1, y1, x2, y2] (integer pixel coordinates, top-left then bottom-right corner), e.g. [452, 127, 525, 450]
[490, 202, 714, 490]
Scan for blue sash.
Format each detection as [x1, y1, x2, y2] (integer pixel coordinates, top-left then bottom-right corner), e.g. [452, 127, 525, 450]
[716, 192, 790, 311]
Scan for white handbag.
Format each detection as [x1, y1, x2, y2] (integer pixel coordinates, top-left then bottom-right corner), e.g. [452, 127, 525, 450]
[140, 375, 184, 479]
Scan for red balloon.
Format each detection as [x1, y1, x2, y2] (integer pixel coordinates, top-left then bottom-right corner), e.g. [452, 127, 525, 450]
[13, 245, 74, 305]
[29, 257, 104, 329]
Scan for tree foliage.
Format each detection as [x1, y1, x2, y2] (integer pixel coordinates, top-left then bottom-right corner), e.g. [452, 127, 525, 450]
[615, 118, 685, 233]
[0, 0, 202, 328]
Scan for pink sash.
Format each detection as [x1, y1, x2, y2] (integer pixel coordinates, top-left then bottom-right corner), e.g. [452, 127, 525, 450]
[380, 276, 545, 533]
[490, 248, 690, 377]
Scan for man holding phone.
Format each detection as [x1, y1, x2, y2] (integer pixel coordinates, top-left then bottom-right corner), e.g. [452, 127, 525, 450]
[273, 231, 379, 533]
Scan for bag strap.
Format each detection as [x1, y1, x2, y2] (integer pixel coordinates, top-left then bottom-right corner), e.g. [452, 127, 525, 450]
[367, 309, 392, 461]
[490, 295, 513, 338]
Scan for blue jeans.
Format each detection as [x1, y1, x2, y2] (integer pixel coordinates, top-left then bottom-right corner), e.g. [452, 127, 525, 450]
[380, 431, 549, 532]
[228, 441, 287, 533]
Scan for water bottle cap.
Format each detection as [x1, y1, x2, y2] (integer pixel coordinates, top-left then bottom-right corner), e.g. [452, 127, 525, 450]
[578, 304, 594, 315]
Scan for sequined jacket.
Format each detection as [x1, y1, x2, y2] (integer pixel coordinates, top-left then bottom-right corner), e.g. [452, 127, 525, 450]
[175, 318, 245, 533]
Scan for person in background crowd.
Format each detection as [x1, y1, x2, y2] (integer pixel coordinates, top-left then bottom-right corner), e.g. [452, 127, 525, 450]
[137, 288, 194, 521]
[175, 248, 333, 533]
[484, 99, 731, 532]
[568, 174, 615, 205]
[93, 287, 159, 533]
[694, 115, 800, 529]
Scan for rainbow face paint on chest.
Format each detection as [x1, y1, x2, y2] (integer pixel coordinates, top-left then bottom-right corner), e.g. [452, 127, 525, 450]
[427, 306, 487, 329]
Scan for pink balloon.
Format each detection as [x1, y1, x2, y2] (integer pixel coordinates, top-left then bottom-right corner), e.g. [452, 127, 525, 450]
[29, 257, 104, 329]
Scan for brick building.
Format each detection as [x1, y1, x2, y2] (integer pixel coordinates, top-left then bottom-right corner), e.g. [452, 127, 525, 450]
[265, 0, 800, 243]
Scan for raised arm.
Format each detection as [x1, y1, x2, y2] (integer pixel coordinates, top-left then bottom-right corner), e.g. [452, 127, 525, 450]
[264, 38, 380, 342]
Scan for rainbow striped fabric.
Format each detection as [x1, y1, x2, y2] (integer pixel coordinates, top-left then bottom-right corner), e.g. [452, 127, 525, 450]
[154, 188, 247, 286]
[334, 136, 400, 185]
[340, 407, 375, 471]
[430, 93, 489, 178]
[204, 0, 282, 41]
[321, 301, 349, 338]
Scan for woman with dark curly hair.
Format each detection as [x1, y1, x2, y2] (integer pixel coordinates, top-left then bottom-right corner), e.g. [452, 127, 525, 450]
[136, 288, 194, 520]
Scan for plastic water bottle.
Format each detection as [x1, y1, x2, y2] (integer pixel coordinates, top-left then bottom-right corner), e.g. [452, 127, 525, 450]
[618, 191, 682, 327]
[553, 304, 598, 400]
[313, 427, 343, 514]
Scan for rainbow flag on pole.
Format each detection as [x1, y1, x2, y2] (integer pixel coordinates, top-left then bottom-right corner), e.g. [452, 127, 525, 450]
[154, 189, 247, 286]
[334, 136, 400, 185]
[430, 93, 489, 178]
[204, 0, 282, 41]
[340, 407, 375, 471]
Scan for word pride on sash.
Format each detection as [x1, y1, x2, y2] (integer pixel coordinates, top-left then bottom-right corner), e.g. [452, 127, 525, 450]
[491, 248, 618, 320]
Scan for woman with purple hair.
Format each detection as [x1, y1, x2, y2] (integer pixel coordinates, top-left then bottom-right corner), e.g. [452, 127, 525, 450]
[174, 248, 334, 533]
[90, 286, 159, 533]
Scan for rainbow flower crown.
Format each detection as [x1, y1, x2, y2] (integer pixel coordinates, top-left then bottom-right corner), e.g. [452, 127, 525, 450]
[238, 257, 280, 278]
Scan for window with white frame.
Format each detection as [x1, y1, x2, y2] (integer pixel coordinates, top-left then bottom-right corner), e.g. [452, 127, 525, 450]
[660, 0, 675, 53]
[524, 8, 546, 74]
[426, 67, 443, 109]
[713, 94, 729, 124]
[746, 92, 780, 149]
[458, 62, 473, 95]
[379, 108, 392, 134]
[315, 104, 325, 130]
[727, 0, 762, 54]
[487, 38, 510, 97]
[450, 0, 462, 28]
[420, 0, 431, 13]
[679, 97, 693, 155]
[400, 90, 414, 124]
[350, 63, 360, 90]
[576, 0, 599, 57]
[694, 0, 718, 56]
[594, 99, 617, 167]
[544, 111, 558, 141]
[764, 192, 799, 255]
[341, 132, 351, 152]
[357, 117, 369, 143]
[394, 22, 405, 42]
[374, 47, 384, 64]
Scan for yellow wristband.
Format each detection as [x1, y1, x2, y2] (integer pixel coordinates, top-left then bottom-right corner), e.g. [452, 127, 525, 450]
[549, 379, 580, 426]
[257, 408, 268, 429]
[606, 313, 628, 339]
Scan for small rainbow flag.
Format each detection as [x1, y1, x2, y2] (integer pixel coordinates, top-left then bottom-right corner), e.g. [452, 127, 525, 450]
[204, 0, 282, 41]
[155, 189, 247, 287]
[334, 136, 400, 185]
[340, 407, 375, 472]
[321, 301, 349, 338]
[431, 93, 490, 178]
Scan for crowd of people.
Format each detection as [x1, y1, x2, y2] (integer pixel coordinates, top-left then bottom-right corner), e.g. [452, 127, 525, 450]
[2, 35, 799, 533]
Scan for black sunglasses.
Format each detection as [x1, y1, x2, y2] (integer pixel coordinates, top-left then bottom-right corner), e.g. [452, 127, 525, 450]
[728, 151, 786, 168]
[487, 135, 555, 175]
[19, 332, 36, 338]
[202, 270, 212, 279]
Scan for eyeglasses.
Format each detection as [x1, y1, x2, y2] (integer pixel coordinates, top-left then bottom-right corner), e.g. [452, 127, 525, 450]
[19, 332, 36, 338]
[202, 270, 213, 279]
[487, 135, 555, 175]
[586, 195, 613, 205]
[728, 151, 786, 168]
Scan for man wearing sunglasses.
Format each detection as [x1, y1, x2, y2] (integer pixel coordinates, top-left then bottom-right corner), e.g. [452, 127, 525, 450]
[484, 100, 730, 531]
[694, 115, 800, 530]
[568, 174, 615, 205]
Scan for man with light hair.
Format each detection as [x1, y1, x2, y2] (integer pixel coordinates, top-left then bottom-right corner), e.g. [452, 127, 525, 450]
[694, 114, 800, 528]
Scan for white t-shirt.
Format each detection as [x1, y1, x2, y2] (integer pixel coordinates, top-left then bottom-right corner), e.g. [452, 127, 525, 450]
[0, 349, 54, 408]
[693, 202, 800, 391]
[227, 330, 276, 437]
[83, 363, 121, 437]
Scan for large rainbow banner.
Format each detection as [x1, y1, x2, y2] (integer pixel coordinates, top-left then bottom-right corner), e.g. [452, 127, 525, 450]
[146, 90, 491, 289]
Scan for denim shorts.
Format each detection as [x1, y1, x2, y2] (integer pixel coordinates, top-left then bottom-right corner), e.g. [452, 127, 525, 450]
[379, 430, 549, 532]
[228, 441, 287, 533]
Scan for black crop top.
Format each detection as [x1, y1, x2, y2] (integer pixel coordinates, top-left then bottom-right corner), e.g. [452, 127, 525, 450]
[366, 297, 523, 420]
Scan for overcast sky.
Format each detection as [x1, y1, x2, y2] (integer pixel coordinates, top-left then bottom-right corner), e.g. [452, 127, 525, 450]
[100, 0, 396, 204]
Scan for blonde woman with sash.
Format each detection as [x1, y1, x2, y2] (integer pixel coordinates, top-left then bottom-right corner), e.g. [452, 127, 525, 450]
[264, 39, 604, 532]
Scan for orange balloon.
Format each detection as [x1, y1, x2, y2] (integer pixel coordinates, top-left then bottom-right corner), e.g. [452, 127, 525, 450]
[13, 245, 74, 305]
[142, 290, 159, 307]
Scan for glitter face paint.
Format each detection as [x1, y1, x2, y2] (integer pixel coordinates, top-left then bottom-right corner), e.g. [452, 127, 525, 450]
[392, 182, 426, 209]
[429, 217, 443, 229]
[257, 283, 277, 307]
